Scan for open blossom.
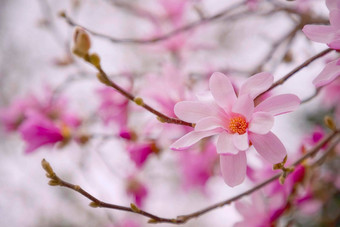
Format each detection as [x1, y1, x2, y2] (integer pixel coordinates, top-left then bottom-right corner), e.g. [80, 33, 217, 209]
[171, 72, 300, 186]
[18, 113, 65, 154]
[302, 0, 340, 50]
[302, 0, 340, 86]
[126, 176, 148, 207]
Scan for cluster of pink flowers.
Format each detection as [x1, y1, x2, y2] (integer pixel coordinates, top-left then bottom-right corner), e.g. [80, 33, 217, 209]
[0, 89, 81, 154]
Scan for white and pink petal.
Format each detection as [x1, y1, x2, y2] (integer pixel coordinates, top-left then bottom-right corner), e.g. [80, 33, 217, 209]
[249, 131, 287, 164]
[217, 132, 239, 155]
[239, 72, 274, 99]
[313, 58, 340, 87]
[232, 94, 254, 120]
[220, 151, 247, 187]
[170, 129, 220, 151]
[254, 94, 300, 116]
[209, 72, 237, 111]
[232, 133, 249, 151]
[174, 101, 217, 123]
[195, 116, 225, 131]
[302, 25, 335, 44]
[249, 112, 274, 134]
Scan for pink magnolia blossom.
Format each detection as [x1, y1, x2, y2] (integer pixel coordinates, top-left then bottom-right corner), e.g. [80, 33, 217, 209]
[18, 113, 64, 154]
[178, 141, 218, 191]
[97, 86, 129, 129]
[0, 95, 40, 132]
[302, 1, 340, 50]
[127, 142, 157, 169]
[302, 0, 340, 86]
[234, 191, 287, 227]
[126, 176, 148, 207]
[171, 72, 300, 186]
[321, 75, 340, 106]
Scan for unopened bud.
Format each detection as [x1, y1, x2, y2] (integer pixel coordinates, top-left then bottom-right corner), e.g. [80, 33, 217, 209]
[324, 116, 336, 131]
[134, 97, 144, 106]
[89, 202, 99, 208]
[96, 73, 111, 86]
[41, 159, 54, 175]
[130, 203, 140, 212]
[157, 116, 166, 123]
[48, 179, 59, 186]
[89, 53, 101, 68]
[279, 174, 286, 185]
[72, 27, 91, 57]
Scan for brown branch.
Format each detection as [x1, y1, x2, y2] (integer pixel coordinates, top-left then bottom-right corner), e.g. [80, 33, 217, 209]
[301, 87, 322, 104]
[257, 48, 333, 98]
[60, 1, 246, 45]
[41, 129, 339, 224]
[82, 55, 193, 127]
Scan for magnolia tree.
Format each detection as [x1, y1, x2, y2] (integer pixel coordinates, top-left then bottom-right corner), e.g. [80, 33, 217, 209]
[1, 0, 340, 226]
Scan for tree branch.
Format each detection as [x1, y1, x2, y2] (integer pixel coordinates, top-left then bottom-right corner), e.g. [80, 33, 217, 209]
[60, 1, 246, 45]
[41, 129, 339, 224]
[257, 48, 333, 98]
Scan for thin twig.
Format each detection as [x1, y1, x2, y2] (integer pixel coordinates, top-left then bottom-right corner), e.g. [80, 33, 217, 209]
[93, 61, 193, 127]
[257, 48, 333, 98]
[61, 1, 246, 45]
[301, 87, 322, 104]
[41, 129, 339, 224]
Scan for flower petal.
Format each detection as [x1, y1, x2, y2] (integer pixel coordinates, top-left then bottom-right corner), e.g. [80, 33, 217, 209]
[217, 132, 239, 154]
[232, 94, 254, 120]
[170, 130, 220, 150]
[249, 112, 274, 134]
[249, 131, 287, 164]
[302, 25, 335, 44]
[254, 94, 300, 116]
[329, 39, 340, 50]
[195, 116, 225, 131]
[232, 133, 249, 151]
[220, 151, 247, 187]
[326, 0, 340, 11]
[174, 101, 217, 123]
[209, 72, 237, 111]
[239, 72, 273, 99]
[330, 9, 340, 28]
[313, 58, 340, 87]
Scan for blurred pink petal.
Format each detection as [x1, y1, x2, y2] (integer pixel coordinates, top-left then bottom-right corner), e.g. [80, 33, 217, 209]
[19, 114, 64, 154]
[302, 25, 335, 43]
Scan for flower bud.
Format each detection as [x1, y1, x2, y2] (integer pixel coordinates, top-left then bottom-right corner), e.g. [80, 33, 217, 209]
[72, 27, 91, 57]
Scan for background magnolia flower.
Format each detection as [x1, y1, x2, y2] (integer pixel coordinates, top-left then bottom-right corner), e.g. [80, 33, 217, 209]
[171, 72, 300, 186]
[302, 0, 340, 86]
[19, 113, 65, 154]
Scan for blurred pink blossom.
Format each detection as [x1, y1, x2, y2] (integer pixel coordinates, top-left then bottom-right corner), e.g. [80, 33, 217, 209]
[18, 113, 64, 154]
[126, 176, 148, 207]
[97, 86, 129, 129]
[234, 191, 286, 227]
[171, 72, 300, 186]
[127, 142, 157, 169]
[178, 141, 218, 191]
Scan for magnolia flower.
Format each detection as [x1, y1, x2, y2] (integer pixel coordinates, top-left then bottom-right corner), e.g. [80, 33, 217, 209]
[302, 0, 340, 50]
[19, 113, 65, 154]
[171, 72, 300, 186]
[126, 176, 148, 207]
[302, 0, 340, 86]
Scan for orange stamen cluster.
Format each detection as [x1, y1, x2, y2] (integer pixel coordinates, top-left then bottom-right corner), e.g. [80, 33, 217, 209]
[229, 116, 248, 135]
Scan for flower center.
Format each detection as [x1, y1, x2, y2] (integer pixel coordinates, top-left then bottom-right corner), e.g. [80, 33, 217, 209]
[228, 116, 248, 134]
